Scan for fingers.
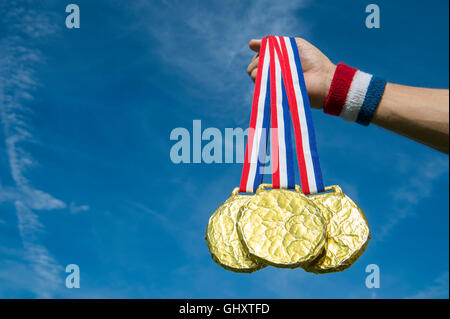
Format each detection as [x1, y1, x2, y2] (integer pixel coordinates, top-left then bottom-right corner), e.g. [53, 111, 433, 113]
[250, 68, 257, 81]
[249, 39, 261, 52]
[247, 39, 262, 82]
[247, 54, 259, 81]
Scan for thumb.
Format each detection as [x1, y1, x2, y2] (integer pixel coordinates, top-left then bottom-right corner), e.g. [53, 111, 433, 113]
[249, 39, 262, 52]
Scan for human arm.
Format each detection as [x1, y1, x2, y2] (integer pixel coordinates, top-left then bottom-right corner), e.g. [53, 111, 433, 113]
[247, 38, 449, 154]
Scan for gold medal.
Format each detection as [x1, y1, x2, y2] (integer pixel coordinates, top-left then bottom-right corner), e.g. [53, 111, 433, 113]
[304, 185, 371, 273]
[205, 187, 266, 273]
[237, 184, 327, 268]
[206, 37, 372, 275]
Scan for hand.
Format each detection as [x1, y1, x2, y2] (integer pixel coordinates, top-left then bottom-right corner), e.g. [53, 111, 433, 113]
[247, 38, 336, 109]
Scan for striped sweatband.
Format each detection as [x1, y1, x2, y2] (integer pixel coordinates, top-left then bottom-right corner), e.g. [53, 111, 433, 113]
[323, 62, 387, 126]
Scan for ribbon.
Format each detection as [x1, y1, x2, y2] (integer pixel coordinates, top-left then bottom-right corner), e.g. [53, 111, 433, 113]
[268, 37, 295, 190]
[270, 36, 324, 195]
[239, 38, 271, 193]
[240, 36, 324, 195]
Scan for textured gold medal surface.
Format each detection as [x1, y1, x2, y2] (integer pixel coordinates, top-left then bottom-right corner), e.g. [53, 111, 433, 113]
[305, 185, 371, 273]
[237, 184, 326, 268]
[205, 188, 266, 273]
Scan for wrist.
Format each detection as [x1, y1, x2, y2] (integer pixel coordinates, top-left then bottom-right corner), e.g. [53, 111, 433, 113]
[319, 63, 336, 108]
[323, 62, 387, 126]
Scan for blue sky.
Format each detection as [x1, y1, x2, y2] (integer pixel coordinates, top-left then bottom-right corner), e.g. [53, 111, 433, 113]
[0, 0, 448, 298]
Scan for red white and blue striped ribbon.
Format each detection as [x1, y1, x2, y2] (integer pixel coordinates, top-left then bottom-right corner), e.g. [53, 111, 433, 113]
[240, 35, 324, 195]
[271, 36, 324, 194]
[239, 37, 271, 193]
[268, 37, 295, 190]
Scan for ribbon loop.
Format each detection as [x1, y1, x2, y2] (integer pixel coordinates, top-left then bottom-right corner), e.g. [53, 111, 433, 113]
[239, 38, 271, 193]
[240, 36, 325, 195]
[268, 36, 295, 190]
[271, 36, 325, 194]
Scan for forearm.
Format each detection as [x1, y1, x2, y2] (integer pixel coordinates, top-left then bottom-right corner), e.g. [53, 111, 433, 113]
[320, 62, 449, 153]
[247, 38, 449, 153]
[372, 84, 449, 153]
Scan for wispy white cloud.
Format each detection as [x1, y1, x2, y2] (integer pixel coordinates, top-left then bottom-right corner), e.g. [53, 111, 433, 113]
[391, 156, 448, 205]
[0, 184, 65, 210]
[0, 2, 65, 298]
[131, 0, 311, 122]
[69, 202, 90, 214]
[377, 155, 448, 241]
[408, 271, 449, 299]
[15, 201, 63, 297]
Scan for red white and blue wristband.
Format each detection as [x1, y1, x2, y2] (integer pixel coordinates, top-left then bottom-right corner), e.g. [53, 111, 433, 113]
[324, 62, 387, 126]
